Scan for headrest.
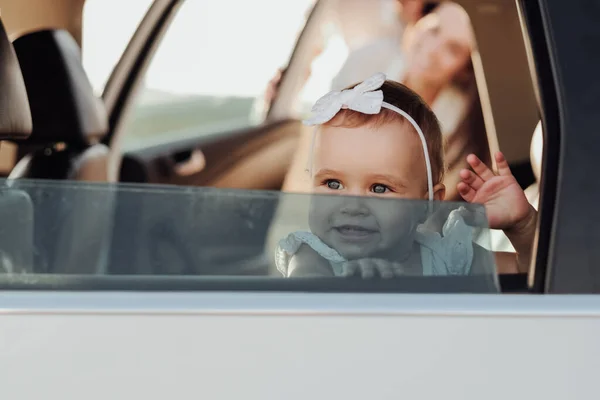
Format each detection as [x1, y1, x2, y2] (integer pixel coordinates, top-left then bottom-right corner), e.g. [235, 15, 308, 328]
[0, 19, 32, 140]
[13, 29, 108, 146]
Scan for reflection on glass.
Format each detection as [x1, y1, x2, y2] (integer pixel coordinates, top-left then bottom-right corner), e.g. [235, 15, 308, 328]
[0, 180, 498, 292]
[276, 195, 491, 278]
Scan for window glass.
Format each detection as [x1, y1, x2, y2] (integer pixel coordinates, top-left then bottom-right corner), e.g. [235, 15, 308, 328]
[122, 0, 314, 150]
[82, 0, 154, 95]
[0, 180, 498, 293]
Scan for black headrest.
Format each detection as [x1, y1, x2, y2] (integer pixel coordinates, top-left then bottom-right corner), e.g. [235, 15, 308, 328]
[13, 29, 108, 146]
[0, 19, 32, 140]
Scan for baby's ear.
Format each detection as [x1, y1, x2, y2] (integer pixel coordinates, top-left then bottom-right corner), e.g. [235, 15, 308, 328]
[431, 184, 446, 201]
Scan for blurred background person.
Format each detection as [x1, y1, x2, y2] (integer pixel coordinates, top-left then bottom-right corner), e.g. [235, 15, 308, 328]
[275, 1, 490, 201]
[263, 0, 432, 108]
[400, 1, 490, 200]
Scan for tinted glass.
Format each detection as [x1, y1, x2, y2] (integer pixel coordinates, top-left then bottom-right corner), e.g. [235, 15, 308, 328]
[0, 180, 498, 292]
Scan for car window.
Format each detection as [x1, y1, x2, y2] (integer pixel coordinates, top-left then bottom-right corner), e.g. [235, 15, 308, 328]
[82, 0, 154, 95]
[119, 0, 314, 151]
[0, 180, 498, 293]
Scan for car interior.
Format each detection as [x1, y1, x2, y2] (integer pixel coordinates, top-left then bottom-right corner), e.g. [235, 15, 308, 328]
[0, 0, 546, 291]
[0, 16, 34, 274]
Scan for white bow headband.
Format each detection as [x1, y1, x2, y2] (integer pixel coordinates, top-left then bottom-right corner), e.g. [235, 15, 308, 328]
[303, 72, 434, 201]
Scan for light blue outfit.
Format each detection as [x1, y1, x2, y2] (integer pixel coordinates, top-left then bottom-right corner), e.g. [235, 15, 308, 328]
[276, 207, 474, 277]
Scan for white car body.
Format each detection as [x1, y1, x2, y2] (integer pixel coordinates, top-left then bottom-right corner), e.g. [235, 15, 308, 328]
[2, 292, 599, 399]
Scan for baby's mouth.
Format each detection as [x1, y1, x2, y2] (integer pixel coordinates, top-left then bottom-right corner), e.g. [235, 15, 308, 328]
[333, 225, 378, 240]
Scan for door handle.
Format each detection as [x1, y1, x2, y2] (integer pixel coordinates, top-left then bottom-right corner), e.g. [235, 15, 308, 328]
[174, 148, 206, 177]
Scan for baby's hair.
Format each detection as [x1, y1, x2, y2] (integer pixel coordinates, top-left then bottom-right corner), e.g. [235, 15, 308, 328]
[422, 2, 440, 15]
[323, 80, 445, 185]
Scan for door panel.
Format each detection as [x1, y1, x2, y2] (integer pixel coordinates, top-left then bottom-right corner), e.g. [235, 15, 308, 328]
[3, 293, 600, 399]
[120, 119, 302, 191]
[112, 119, 302, 275]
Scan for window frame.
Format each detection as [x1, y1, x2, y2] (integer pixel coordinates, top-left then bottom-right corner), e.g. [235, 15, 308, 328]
[87, 0, 598, 293]
[101, 0, 181, 147]
[527, 0, 600, 293]
[0, 275, 508, 293]
[516, 0, 560, 293]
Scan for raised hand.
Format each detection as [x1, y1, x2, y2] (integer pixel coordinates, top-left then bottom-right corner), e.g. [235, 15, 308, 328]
[457, 152, 535, 231]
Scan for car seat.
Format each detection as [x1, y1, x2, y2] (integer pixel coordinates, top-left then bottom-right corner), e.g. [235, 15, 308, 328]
[9, 29, 110, 181]
[0, 17, 34, 273]
[7, 29, 114, 274]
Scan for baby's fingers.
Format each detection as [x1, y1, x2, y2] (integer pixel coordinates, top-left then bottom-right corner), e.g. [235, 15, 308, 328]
[342, 259, 396, 279]
[457, 182, 477, 203]
[358, 260, 376, 279]
[342, 260, 377, 278]
[459, 169, 484, 191]
[494, 152, 512, 177]
[373, 259, 394, 279]
[467, 154, 495, 181]
[341, 261, 360, 277]
[392, 262, 407, 277]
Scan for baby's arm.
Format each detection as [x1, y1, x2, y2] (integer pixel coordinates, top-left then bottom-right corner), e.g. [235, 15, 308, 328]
[471, 243, 529, 275]
[458, 152, 537, 274]
[287, 244, 335, 277]
[496, 207, 537, 273]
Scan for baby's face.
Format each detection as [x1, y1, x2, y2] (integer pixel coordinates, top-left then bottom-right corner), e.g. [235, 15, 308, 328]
[308, 121, 430, 260]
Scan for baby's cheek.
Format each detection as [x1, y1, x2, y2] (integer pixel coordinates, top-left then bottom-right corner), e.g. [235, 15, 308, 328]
[375, 208, 420, 243]
[308, 199, 333, 234]
[312, 185, 327, 194]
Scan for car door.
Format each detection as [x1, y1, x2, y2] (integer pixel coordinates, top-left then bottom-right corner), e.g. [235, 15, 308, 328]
[100, 0, 316, 191]
[4, 1, 600, 399]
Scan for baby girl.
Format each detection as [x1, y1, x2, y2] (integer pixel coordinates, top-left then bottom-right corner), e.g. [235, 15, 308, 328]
[275, 73, 537, 278]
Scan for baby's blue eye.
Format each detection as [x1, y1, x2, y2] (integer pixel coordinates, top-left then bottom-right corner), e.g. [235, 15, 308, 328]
[326, 180, 343, 190]
[371, 184, 389, 194]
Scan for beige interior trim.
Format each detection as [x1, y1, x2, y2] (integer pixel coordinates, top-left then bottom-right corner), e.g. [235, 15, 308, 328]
[102, 0, 180, 182]
[471, 49, 500, 169]
[0, 0, 84, 45]
[458, 0, 539, 164]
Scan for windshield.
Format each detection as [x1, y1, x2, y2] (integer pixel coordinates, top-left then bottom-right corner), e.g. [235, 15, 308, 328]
[0, 180, 498, 293]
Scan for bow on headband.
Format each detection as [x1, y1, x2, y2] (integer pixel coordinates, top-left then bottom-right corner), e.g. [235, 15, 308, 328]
[303, 72, 387, 126]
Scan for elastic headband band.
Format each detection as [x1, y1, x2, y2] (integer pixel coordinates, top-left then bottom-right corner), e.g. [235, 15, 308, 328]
[381, 102, 434, 201]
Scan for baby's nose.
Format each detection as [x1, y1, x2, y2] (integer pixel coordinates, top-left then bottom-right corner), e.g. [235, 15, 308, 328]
[339, 196, 370, 216]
